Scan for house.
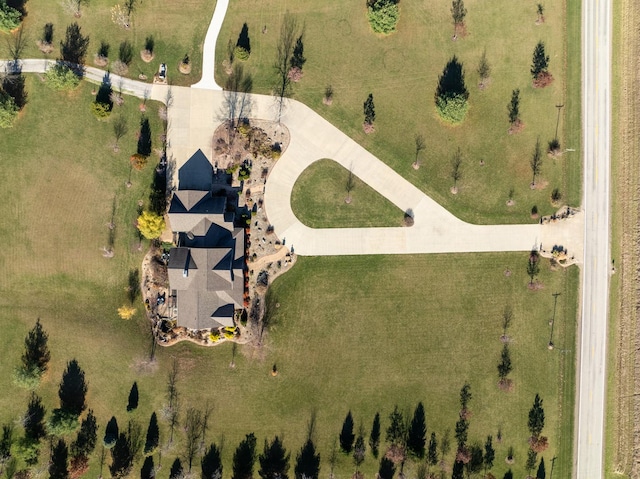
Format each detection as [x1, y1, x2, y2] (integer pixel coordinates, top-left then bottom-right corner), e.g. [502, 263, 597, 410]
[167, 150, 245, 330]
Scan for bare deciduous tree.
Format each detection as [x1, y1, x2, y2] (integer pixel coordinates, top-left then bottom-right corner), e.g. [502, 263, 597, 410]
[413, 134, 425, 169]
[221, 63, 253, 146]
[345, 166, 355, 204]
[530, 137, 542, 185]
[112, 115, 128, 151]
[273, 12, 298, 122]
[450, 147, 463, 192]
[501, 305, 513, 340]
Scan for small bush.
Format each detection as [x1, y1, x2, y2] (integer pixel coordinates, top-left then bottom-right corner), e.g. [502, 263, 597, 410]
[0, 91, 18, 129]
[45, 63, 81, 91]
[42, 23, 54, 44]
[47, 409, 79, 436]
[435, 94, 469, 124]
[91, 101, 112, 119]
[12, 366, 41, 389]
[367, 0, 399, 34]
[551, 188, 562, 204]
[98, 41, 110, 58]
[144, 35, 154, 54]
[234, 46, 250, 61]
[117, 305, 136, 320]
[130, 153, 148, 171]
[547, 138, 561, 154]
[0, 3, 21, 33]
[209, 331, 221, 342]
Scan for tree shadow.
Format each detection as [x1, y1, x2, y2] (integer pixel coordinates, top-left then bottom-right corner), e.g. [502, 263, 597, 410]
[2, 73, 28, 109]
[96, 72, 114, 109]
[7, 0, 28, 17]
[108, 195, 117, 249]
[435, 56, 468, 100]
[236, 22, 251, 53]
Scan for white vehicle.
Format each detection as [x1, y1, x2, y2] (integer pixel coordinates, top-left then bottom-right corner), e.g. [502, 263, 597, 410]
[158, 63, 167, 81]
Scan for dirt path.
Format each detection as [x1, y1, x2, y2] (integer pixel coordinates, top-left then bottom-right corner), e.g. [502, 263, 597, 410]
[611, 0, 640, 475]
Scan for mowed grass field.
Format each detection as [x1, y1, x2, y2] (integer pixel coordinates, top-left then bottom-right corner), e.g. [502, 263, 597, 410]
[216, 0, 582, 224]
[3, 0, 215, 86]
[0, 79, 578, 477]
[291, 159, 404, 227]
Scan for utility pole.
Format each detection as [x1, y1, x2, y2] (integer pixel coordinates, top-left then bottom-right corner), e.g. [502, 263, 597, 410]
[554, 103, 564, 140]
[549, 292, 561, 349]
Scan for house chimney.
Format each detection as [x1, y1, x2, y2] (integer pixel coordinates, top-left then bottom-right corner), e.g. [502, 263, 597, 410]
[183, 250, 190, 277]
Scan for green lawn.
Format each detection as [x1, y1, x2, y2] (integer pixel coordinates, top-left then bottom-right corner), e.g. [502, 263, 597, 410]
[0, 78, 578, 473]
[291, 159, 405, 228]
[3, 0, 215, 86]
[216, 0, 582, 224]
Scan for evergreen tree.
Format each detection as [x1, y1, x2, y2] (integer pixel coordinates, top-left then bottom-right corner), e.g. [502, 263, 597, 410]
[368, 413, 380, 458]
[60, 22, 90, 66]
[451, 0, 467, 25]
[454, 418, 468, 449]
[110, 432, 134, 479]
[127, 382, 139, 412]
[294, 439, 320, 479]
[170, 458, 184, 479]
[459, 383, 472, 413]
[477, 49, 491, 85]
[363, 94, 375, 125]
[530, 41, 549, 79]
[483, 435, 495, 474]
[24, 392, 46, 441]
[407, 402, 427, 458]
[49, 439, 69, 479]
[232, 433, 257, 479]
[427, 433, 438, 468]
[352, 434, 365, 473]
[526, 449, 538, 476]
[385, 406, 406, 448]
[497, 344, 512, 381]
[104, 417, 119, 449]
[530, 138, 543, 186]
[71, 410, 98, 458]
[465, 443, 483, 476]
[508, 89, 521, 125]
[528, 394, 545, 438]
[536, 457, 546, 479]
[339, 411, 355, 453]
[141, 456, 155, 479]
[202, 444, 223, 479]
[58, 359, 88, 416]
[20, 319, 50, 376]
[258, 436, 290, 479]
[289, 36, 306, 70]
[137, 117, 152, 157]
[144, 412, 159, 455]
[378, 457, 395, 479]
[451, 461, 464, 479]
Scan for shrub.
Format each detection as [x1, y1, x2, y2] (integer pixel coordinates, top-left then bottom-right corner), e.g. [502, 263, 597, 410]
[12, 366, 41, 389]
[0, 91, 18, 129]
[42, 23, 54, 44]
[209, 331, 221, 342]
[45, 63, 81, 91]
[47, 409, 79, 436]
[144, 36, 154, 54]
[0, 2, 21, 33]
[117, 305, 136, 320]
[98, 41, 110, 58]
[436, 94, 469, 124]
[547, 138, 561, 154]
[234, 46, 250, 61]
[91, 101, 112, 119]
[136, 211, 165, 240]
[130, 153, 148, 171]
[551, 188, 562, 204]
[16, 438, 39, 466]
[367, 0, 399, 34]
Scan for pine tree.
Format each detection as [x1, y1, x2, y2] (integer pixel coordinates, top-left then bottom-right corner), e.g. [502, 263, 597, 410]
[60, 22, 90, 65]
[352, 434, 365, 473]
[339, 412, 355, 453]
[363, 94, 375, 125]
[477, 49, 491, 85]
[104, 417, 119, 449]
[368, 413, 381, 458]
[20, 319, 50, 376]
[407, 402, 427, 458]
[202, 444, 223, 479]
[451, 0, 467, 25]
[294, 438, 320, 479]
[58, 359, 88, 416]
[507, 89, 521, 125]
[110, 432, 134, 479]
[49, 439, 69, 479]
[289, 36, 306, 70]
[258, 436, 290, 479]
[530, 41, 549, 79]
[459, 383, 472, 415]
[427, 433, 438, 468]
[232, 433, 257, 479]
[24, 392, 47, 441]
[528, 394, 545, 438]
[385, 406, 406, 448]
[536, 457, 546, 479]
[141, 456, 155, 479]
[127, 382, 139, 412]
[483, 435, 495, 474]
[170, 458, 184, 479]
[497, 344, 512, 381]
[71, 410, 98, 459]
[526, 449, 538, 475]
[451, 460, 464, 479]
[144, 412, 159, 455]
[378, 457, 395, 479]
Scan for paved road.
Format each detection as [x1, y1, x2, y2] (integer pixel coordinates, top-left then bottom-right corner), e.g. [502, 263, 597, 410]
[575, 0, 612, 475]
